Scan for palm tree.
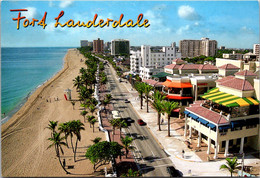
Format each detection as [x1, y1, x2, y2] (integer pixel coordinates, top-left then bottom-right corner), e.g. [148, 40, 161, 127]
[117, 120, 128, 138]
[58, 123, 70, 148]
[105, 94, 112, 100]
[220, 157, 240, 177]
[109, 119, 120, 141]
[152, 91, 166, 131]
[90, 119, 97, 133]
[66, 121, 75, 154]
[46, 121, 58, 137]
[47, 132, 70, 174]
[91, 137, 102, 144]
[135, 82, 146, 110]
[81, 110, 88, 122]
[144, 84, 153, 113]
[71, 120, 85, 162]
[89, 104, 96, 116]
[102, 99, 110, 114]
[161, 100, 179, 137]
[87, 116, 95, 128]
[121, 136, 135, 158]
[73, 76, 83, 91]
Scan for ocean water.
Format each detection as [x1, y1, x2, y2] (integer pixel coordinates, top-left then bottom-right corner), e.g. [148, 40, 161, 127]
[1, 47, 72, 123]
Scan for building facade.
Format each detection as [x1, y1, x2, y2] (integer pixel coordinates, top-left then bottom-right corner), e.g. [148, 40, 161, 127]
[253, 44, 260, 60]
[184, 71, 259, 159]
[93, 38, 104, 53]
[179, 37, 217, 58]
[80, 40, 93, 47]
[111, 39, 130, 56]
[130, 42, 181, 78]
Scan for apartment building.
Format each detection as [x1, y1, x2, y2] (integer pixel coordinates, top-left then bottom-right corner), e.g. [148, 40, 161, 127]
[111, 39, 130, 56]
[130, 50, 142, 74]
[80, 40, 93, 47]
[184, 70, 259, 159]
[130, 43, 181, 79]
[253, 44, 260, 60]
[223, 51, 243, 60]
[164, 58, 218, 75]
[93, 38, 104, 53]
[179, 37, 217, 58]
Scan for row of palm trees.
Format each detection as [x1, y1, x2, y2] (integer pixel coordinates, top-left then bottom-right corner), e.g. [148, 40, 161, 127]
[47, 120, 85, 174]
[135, 81, 179, 137]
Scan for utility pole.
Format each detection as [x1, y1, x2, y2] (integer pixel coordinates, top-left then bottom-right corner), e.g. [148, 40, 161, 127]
[241, 152, 245, 176]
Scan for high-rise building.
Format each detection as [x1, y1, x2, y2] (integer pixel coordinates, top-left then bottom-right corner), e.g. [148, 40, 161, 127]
[111, 39, 130, 56]
[130, 42, 181, 79]
[179, 37, 217, 58]
[93, 38, 104, 53]
[104, 42, 111, 51]
[80, 40, 93, 47]
[253, 44, 260, 60]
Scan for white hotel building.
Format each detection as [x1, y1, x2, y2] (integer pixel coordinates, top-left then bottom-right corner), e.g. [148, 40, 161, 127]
[130, 43, 181, 79]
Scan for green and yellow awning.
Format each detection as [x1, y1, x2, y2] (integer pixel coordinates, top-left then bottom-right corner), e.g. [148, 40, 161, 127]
[201, 88, 259, 107]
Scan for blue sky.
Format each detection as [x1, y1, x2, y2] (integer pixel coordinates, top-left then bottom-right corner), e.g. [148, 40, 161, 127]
[1, 1, 259, 48]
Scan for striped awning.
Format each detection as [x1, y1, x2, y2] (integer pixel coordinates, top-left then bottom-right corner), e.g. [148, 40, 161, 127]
[201, 88, 259, 107]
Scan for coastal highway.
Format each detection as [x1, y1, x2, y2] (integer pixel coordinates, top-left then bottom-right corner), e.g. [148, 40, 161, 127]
[103, 63, 174, 177]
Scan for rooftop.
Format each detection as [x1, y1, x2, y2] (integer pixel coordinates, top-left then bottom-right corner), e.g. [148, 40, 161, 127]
[164, 64, 180, 69]
[235, 70, 258, 76]
[219, 78, 254, 91]
[186, 106, 228, 125]
[218, 64, 240, 70]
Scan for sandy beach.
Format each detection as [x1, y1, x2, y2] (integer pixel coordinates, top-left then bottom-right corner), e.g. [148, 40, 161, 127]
[1, 49, 110, 177]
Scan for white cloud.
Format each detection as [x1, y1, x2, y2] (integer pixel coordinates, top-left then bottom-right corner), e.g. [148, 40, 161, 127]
[177, 25, 190, 35]
[21, 7, 40, 19]
[240, 26, 255, 34]
[178, 5, 201, 21]
[49, 0, 55, 7]
[59, 1, 73, 8]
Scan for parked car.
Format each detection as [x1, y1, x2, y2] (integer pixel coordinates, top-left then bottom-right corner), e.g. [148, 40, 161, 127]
[167, 166, 182, 177]
[124, 99, 130, 103]
[137, 119, 146, 126]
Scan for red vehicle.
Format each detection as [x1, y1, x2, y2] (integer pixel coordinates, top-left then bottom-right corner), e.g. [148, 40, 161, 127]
[137, 119, 146, 126]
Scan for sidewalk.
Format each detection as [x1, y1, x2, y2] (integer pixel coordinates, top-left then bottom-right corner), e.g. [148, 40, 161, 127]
[118, 79, 260, 176]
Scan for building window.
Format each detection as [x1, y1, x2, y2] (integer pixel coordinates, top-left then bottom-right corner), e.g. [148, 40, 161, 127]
[230, 140, 233, 146]
[222, 141, 226, 148]
[237, 138, 241, 145]
[171, 54, 173, 56]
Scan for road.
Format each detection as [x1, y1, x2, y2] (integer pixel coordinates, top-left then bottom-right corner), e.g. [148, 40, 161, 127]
[104, 63, 174, 177]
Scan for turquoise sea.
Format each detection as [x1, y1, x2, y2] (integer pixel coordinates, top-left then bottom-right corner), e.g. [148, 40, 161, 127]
[1, 47, 73, 124]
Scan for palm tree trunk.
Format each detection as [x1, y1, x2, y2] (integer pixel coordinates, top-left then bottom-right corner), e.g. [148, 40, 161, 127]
[74, 138, 78, 162]
[140, 95, 143, 109]
[92, 124, 95, 132]
[56, 144, 70, 174]
[120, 127, 122, 138]
[146, 95, 149, 113]
[168, 116, 170, 137]
[158, 114, 161, 131]
[125, 149, 128, 158]
[70, 135, 75, 153]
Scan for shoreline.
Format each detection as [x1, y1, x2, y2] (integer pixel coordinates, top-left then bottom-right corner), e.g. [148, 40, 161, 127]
[1, 49, 70, 135]
[1, 56, 66, 125]
[1, 48, 109, 177]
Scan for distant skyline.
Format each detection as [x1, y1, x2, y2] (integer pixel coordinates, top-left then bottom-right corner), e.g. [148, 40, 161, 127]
[1, 1, 259, 48]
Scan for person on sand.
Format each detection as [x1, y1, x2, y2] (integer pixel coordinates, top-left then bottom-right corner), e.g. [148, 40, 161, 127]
[46, 99, 48, 102]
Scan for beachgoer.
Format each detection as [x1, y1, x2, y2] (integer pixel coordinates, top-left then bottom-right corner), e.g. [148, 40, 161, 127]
[63, 159, 66, 167]
[182, 149, 185, 158]
[46, 99, 48, 102]
[57, 97, 59, 101]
